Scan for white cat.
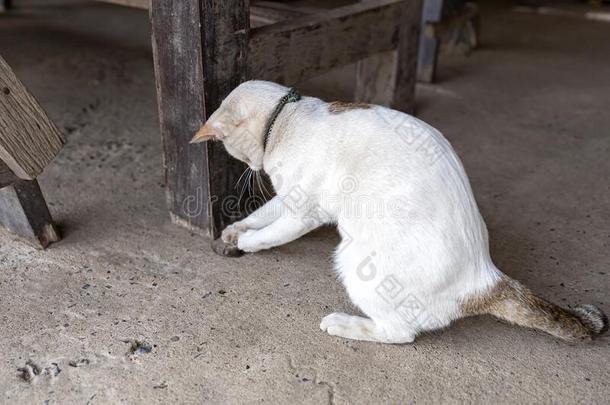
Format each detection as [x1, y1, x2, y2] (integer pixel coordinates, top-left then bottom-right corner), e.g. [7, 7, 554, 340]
[191, 80, 607, 344]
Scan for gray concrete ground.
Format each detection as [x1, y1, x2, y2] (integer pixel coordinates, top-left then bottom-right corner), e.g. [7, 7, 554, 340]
[1, 1, 609, 404]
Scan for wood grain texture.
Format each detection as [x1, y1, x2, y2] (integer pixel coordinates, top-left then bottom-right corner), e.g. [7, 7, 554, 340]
[354, 50, 398, 107]
[94, 0, 307, 26]
[0, 55, 65, 179]
[200, 0, 251, 239]
[248, 0, 417, 86]
[253, 1, 321, 15]
[150, 0, 249, 238]
[392, 0, 422, 113]
[354, 0, 422, 113]
[0, 179, 60, 249]
[150, 0, 210, 234]
[250, 5, 307, 27]
[95, 0, 149, 9]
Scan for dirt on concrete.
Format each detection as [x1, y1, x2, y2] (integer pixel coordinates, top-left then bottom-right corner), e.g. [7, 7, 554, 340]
[0, 1, 609, 403]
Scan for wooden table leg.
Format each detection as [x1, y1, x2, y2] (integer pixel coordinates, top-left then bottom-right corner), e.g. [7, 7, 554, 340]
[354, 0, 422, 114]
[149, 0, 249, 239]
[0, 180, 60, 248]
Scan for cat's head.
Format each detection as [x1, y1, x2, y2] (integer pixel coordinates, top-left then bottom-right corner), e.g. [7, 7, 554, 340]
[190, 80, 289, 171]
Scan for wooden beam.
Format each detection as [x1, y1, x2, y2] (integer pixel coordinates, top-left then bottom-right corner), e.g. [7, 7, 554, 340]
[95, 0, 149, 9]
[0, 55, 65, 180]
[94, 0, 307, 27]
[0, 179, 60, 249]
[248, 0, 417, 86]
[250, 5, 308, 27]
[150, 0, 249, 238]
[253, 1, 322, 15]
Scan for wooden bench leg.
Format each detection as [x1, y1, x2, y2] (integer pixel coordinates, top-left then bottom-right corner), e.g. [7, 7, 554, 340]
[150, 0, 249, 239]
[354, 0, 422, 114]
[0, 180, 60, 248]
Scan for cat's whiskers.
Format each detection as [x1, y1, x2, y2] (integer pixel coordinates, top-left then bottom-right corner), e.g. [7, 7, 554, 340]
[238, 167, 252, 206]
[255, 171, 272, 201]
[247, 169, 254, 198]
[255, 171, 266, 202]
[234, 167, 250, 191]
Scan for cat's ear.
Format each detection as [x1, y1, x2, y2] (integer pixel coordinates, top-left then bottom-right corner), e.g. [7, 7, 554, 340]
[190, 121, 222, 143]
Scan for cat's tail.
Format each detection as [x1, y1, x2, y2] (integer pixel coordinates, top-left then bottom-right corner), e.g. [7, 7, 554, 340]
[462, 275, 608, 342]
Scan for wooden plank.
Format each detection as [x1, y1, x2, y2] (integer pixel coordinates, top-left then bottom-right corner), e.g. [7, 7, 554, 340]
[354, 51, 398, 108]
[0, 179, 60, 249]
[392, 0, 422, 113]
[354, 0, 422, 113]
[95, 0, 149, 9]
[150, 1, 209, 234]
[253, 1, 322, 15]
[93, 0, 307, 25]
[0, 160, 18, 188]
[200, 1, 251, 239]
[150, 0, 249, 238]
[0, 55, 65, 180]
[250, 5, 307, 27]
[248, 0, 417, 86]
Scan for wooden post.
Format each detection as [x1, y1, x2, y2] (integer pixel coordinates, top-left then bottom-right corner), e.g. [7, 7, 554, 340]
[150, 1, 249, 239]
[0, 178, 60, 248]
[354, 0, 422, 114]
[417, 0, 443, 83]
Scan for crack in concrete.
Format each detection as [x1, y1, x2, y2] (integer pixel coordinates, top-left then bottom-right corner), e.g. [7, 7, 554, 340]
[285, 355, 336, 405]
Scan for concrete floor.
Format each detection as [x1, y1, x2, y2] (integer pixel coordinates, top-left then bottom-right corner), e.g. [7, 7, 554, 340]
[1, 1, 609, 404]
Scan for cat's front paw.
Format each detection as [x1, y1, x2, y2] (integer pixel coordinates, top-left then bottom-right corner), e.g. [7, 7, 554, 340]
[221, 222, 248, 245]
[236, 229, 261, 253]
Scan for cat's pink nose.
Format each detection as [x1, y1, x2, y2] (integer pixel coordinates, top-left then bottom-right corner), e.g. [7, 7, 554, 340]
[190, 123, 217, 143]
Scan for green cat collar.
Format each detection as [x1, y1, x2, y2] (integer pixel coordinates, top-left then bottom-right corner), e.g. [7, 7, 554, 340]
[263, 87, 301, 150]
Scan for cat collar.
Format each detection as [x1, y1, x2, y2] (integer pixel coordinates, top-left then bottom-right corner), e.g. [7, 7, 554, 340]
[263, 87, 301, 150]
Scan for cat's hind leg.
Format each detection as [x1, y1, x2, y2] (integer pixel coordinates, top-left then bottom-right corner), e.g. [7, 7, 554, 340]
[320, 312, 415, 344]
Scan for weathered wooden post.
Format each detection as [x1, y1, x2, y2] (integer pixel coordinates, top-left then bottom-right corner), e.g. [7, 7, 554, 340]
[149, 0, 249, 239]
